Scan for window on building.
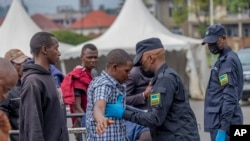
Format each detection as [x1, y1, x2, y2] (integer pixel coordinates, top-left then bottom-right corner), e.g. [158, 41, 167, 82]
[199, 11, 206, 16]
[169, 7, 173, 17]
[243, 24, 250, 37]
[168, 0, 174, 17]
[171, 27, 182, 35]
[224, 24, 238, 37]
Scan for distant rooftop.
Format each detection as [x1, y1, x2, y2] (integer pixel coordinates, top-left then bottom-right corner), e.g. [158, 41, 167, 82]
[71, 10, 116, 29]
[31, 13, 63, 31]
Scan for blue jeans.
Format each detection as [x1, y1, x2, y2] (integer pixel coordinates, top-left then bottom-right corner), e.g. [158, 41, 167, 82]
[126, 121, 150, 141]
[79, 114, 86, 141]
[81, 114, 86, 127]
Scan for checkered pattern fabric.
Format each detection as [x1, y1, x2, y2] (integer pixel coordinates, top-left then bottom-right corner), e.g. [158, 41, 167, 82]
[86, 71, 126, 141]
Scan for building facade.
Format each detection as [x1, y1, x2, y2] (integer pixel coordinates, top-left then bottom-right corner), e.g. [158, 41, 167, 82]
[154, 0, 250, 49]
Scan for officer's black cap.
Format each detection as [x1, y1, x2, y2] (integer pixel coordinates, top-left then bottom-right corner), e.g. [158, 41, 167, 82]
[201, 24, 226, 45]
[134, 37, 164, 66]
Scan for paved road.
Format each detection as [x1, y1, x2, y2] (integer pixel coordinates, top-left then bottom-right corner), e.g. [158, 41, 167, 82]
[190, 99, 250, 141]
[67, 100, 250, 141]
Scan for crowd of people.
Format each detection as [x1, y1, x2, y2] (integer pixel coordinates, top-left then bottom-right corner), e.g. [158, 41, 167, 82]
[0, 24, 244, 141]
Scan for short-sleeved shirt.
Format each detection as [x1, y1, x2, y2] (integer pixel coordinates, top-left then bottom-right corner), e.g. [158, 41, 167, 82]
[86, 71, 126, 141]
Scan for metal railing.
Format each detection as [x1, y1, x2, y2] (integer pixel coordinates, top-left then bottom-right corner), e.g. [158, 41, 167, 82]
[10, 113, 86, 135]
[66, 113, 85, 118]
[10, 127, 86, 135]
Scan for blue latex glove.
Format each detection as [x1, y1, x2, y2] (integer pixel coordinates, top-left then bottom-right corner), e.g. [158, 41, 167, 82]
[105, 95, 125, 119]
[215, 130, 226, 141]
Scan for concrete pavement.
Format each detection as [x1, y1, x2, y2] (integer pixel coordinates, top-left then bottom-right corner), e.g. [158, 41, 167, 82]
[190, 99, 250, 141]
[67, 100, 250, 141]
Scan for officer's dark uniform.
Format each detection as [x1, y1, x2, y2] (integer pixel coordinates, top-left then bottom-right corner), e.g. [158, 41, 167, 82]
[123, 63, 200, 141]
[204, 47, 243, 138]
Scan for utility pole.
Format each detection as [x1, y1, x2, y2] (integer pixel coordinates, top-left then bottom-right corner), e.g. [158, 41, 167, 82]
[209, 0, 215, 65]
[209, 0, 214, 25]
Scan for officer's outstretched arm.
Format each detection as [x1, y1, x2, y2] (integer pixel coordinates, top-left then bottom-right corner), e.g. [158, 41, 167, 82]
[123, 76, 176, 127]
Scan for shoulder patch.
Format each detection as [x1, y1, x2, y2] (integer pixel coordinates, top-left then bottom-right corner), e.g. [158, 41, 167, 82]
[150, 93, 160, 106]
[219, 74, 229, 86]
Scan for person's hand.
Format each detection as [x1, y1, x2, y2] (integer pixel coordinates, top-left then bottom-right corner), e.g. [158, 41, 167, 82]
[215, 130, 226, 141]
[143, 82, 152, 98]
[96, 117, 115, 135]
[105, 95, 125, 119]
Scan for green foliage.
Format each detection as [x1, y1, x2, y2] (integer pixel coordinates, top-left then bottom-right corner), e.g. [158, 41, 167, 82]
[173, 7, 188, 25]
[51, 30, 93, 45]
[226, 0, 250, 13]
[172, 0, 225, 36]
[172, 0, 188, 25]
[197, 24, 207, 38]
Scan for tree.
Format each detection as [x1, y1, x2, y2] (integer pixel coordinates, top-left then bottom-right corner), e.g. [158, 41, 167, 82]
[172, 0, 224, 37]
[51, 30, 93, 45]
[226, 0, 250, 16]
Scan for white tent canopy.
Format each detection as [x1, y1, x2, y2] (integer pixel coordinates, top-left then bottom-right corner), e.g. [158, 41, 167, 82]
[62, 0, 191, 59]
[61, 0, 208, 99]
[0, 0, 74, 57]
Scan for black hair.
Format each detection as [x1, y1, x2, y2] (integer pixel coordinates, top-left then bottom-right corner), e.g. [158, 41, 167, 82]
[30, 32, 55, 56]
[106, 49, 132, 68]
[81, 43, 98, 55]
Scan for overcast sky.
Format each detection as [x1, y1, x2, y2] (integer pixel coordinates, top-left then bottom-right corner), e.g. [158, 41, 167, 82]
[0, 0, 122, 14]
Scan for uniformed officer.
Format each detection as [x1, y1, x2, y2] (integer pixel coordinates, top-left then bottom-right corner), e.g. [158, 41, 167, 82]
[103, 38, 200, 141]
[202, 24, 243, 141]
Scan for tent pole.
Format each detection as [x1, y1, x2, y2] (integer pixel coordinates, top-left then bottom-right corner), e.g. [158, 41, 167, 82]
[60, 60, 67, 74]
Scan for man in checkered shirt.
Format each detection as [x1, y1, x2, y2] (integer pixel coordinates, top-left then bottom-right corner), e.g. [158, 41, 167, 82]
[86, 49, 133, 141]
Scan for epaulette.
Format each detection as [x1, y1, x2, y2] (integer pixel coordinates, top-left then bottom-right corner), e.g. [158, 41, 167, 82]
[157, 68, 176, 79]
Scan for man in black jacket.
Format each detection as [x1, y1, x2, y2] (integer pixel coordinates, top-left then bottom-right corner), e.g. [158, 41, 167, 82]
[125, 66, 152, 141]
[104, 38, 200, 141]
[19, 32, 69, 141]
[0, 49, 28, 141]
